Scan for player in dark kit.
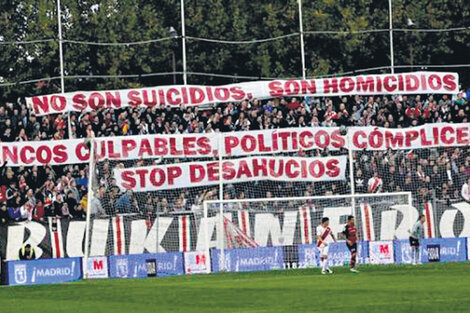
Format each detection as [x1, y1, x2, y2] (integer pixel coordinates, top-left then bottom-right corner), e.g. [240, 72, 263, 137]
[342, 215, 359, 273]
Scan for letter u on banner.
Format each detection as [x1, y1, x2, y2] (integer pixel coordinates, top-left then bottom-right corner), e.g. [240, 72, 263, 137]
[179, 215, 191, 252]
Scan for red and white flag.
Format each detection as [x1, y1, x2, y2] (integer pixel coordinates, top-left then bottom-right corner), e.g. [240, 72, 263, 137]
[179, 215, 191, 252]
[48, 217, 64, 258]
[423, 202, 436, 238]
[112, 215, 126, 255]
[237, 210, 251, 237]
[298, 206, 313, 244]
[224, 217, 259, 249]
[360, 202, 375, 241]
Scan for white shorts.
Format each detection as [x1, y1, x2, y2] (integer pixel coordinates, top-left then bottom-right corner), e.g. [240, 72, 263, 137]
[318, 244, 329, 257]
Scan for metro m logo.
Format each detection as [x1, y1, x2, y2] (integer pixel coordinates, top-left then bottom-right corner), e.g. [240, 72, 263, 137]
[379, 244, 389, 255]
[93, 260, 104, 271]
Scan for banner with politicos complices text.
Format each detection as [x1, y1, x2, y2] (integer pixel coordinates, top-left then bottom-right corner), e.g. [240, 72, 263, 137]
[1, 123, 470, 167]
[25, 72, 458, 116]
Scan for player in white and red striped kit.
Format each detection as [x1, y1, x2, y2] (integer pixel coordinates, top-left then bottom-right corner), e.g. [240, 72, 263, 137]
[316, 217, 336, 274]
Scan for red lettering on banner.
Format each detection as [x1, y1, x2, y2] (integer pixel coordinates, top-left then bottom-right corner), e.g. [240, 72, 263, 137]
[224, 136, 238, 155]
[230, 87, 245, 101]
[19, 146, 35, 164]
[222, 161, 236, 180]
[52, 145, 67, 163]
[50, 95, 66, 112]
[189, 87, 205, 104]
[369, 129, 383, 149]
[299, 131, 314, 149]
[443, 74, 457, 91]
[309, 160, 325, 178]
[385, 131, 404, 148]
[207, 162, 219, 182]
[252, 158, 268, 177]
[285, 160, 299, 178]
[88, 92, 105, 110]
[167, 166, 182, 184]
[135, 169, 149, 188]
[154, 138, 168, 156]
[314, 130, 330, 149]
[420, 129, 433, 146]
[257, 134, 272, 152]
[128, 90, 142, 106]
[121, 171, 136, 189]
[405, 130, 419, 147]
[236, 160, 253, 179]
[300, 80, 316, 94]
[2, 146, 18, 164]
[183, 137, 197, 156]
[241, 135, 256, 153]
[356, 76, 375, 93]
[169, 138, 183, 156]
[75, 143, 90, 161]
[36, 146, 52, 164]
[456, 127, 469, 145]
[384, 76, 397, 92]
[149, 168, 166, 187]
[405, 75, 419, 91]
[331, 130, 346, 148]
[142, 90, 158, 107]
[353, 131, 367, 149]
[285, 81, 300, 95]
[339, 77, 354, 93]
[197, 137, 211, 155]
[167, 88, 181, 105]
[268, 81, 283, 97]
[72, 94, 87, 110]
[268, 159, 283, 177]
[138, 139, 153, 157]
[323, 78, 338, 93]
[428, 74, 442, 90]
[440, 126, 455, 145]
[122, 139, 137, 158]
[105, 92, 121, 108]
[190, 164, 205, 183]
[214, 88, 230, 101]
[107, 141, 121, 159]
[326, 159, 340, 177]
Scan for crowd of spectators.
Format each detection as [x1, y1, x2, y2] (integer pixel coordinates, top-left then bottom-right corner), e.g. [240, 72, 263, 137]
[1, 88, 470, 223]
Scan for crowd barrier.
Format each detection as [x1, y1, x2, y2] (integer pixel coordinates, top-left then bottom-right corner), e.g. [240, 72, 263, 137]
[5, 238, 469, 286]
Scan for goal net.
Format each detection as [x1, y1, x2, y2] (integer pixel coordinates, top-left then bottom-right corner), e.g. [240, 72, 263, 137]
[203, 192, 413, 272]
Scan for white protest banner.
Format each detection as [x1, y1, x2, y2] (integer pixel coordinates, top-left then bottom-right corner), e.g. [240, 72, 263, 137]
[113, 156, 347, 192]
[349, 123, 470, 151]
[26, 72, 458, 116]
[2, 123, 470, 167]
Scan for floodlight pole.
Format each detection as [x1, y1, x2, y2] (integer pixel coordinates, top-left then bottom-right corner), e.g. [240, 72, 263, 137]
[298, 0, 306, 79]
[57, 0, 72, 138]
[389, 0, 395, 74]
[180, 0, 188, 85]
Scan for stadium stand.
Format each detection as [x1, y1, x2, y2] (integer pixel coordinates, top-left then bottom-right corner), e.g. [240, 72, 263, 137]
[1, 90, 470, 222]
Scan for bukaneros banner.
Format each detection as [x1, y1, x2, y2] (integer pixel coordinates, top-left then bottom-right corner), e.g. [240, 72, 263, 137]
[3, 123, 470, 167]
[26, 72, 458, 116]
[1, 200, 470, 261]
[113, 156, 347, 192]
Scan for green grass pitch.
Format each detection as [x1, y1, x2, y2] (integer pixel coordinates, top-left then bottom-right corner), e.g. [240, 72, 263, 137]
[1, 262, 470, 313]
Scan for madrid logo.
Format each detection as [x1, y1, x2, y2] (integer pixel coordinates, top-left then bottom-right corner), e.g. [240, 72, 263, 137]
[14, 264, 27, 284]
[116, 258, 129, 278]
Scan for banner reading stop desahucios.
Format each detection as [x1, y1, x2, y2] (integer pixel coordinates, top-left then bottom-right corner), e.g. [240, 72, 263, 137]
[26, 72, 458, 116]
[113, 156, 347, 192]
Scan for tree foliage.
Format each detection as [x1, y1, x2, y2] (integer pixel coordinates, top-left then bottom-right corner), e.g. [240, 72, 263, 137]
[0, 0, 469, 102]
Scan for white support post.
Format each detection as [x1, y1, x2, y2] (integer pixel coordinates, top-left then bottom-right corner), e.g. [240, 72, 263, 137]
[56, 0, 72, 138]
[388, 0, 395, 74]
[83, 139, 95, 279]
[218, 133, 224, 271]
[180, 0, 188, 85]
[203, 201, 210, 273]
[298, 0, 306, 80]
[348, 131, 356, 216]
